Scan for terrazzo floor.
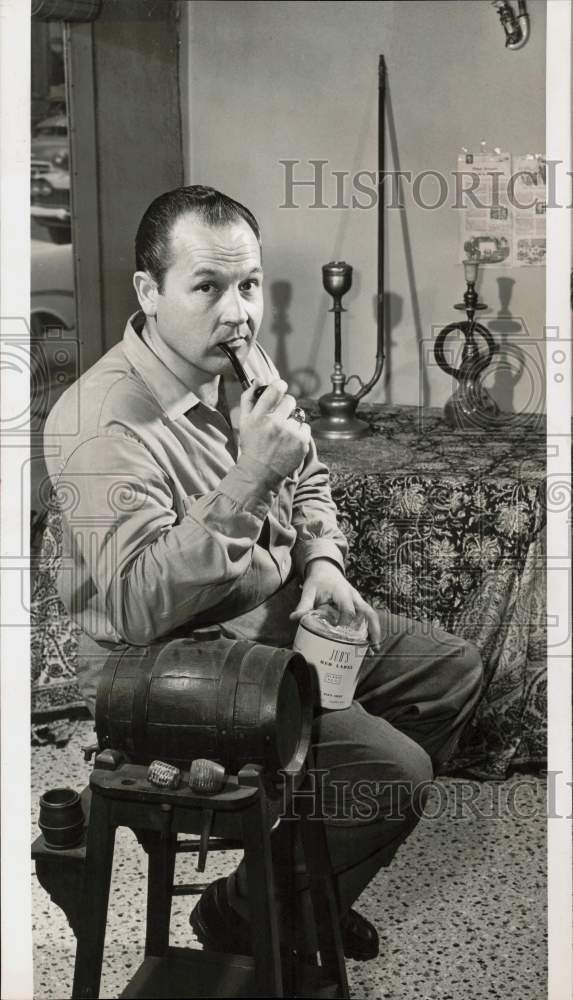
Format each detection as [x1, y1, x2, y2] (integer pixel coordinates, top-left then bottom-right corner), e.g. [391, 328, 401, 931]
[31, 719, 547, 999]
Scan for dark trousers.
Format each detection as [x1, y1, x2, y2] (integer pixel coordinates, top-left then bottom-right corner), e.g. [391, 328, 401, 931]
[231, 609, 483, 927]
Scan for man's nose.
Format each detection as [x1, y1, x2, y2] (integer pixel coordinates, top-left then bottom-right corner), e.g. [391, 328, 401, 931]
[220, 286, 249, 327]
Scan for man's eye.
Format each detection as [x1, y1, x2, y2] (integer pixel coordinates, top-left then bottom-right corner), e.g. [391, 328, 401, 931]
[241, 279, 259, 292]
[197, 283, 214, 293]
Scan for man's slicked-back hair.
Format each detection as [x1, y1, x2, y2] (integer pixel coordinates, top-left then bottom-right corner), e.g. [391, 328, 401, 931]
[135, 185, 262, 291]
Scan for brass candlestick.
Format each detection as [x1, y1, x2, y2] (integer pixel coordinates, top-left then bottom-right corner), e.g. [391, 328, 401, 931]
[311, 262, 371, 440]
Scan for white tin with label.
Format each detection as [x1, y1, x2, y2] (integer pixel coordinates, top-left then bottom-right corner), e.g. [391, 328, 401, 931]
[293, 606, 370, 710]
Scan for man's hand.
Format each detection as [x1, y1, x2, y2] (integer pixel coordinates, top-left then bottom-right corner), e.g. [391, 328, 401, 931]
[239, 379, 310, 479]
[290, 558, 382, 648]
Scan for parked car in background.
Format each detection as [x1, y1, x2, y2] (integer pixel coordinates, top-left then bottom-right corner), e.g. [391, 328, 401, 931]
[31, 160, 71, 244]
[31, 114, 68, 169]
[31, 114, 71, 244]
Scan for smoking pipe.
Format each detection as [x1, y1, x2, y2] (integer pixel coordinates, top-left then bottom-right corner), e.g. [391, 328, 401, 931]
[218, 342, 267, 399]
[218, 342, 305, 422]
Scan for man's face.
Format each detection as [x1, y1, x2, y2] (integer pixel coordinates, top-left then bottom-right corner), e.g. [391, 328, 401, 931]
[152, 214, 264, 377]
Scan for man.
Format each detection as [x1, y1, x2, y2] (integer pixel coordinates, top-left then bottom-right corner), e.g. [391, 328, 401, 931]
[44, 185, 483, 962]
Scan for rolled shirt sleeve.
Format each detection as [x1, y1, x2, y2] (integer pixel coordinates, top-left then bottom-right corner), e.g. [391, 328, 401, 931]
[291, 436, 348, 578]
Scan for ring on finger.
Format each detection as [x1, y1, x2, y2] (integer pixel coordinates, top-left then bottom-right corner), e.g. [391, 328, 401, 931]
[289, 406, 306, 424]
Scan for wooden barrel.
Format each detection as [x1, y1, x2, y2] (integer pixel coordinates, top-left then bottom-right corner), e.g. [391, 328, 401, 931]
[95, 630, 314, 779]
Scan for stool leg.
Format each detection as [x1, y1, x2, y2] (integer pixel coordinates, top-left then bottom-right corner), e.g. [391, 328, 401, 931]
[144, 831, 177, 957]
[71, 792, 116, 1000]
[272, 816, 301, 996]
[299, 788, 350, 998]
[241, 774, 283, 997]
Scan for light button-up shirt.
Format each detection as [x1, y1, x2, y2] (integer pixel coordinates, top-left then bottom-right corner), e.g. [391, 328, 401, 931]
[44, 312, 348, 656]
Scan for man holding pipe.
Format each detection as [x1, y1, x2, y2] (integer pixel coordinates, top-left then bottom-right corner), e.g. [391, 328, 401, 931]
[44, 185, 482, 962]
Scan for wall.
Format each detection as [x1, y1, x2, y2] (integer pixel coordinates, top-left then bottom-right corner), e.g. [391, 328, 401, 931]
[76, 0, 183, 358]
[181, 0, 547, 414]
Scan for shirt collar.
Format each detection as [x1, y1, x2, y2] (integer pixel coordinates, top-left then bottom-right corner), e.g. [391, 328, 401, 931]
[122, 312, 205, 419]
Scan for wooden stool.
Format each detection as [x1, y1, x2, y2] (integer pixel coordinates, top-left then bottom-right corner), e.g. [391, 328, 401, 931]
[34, 757, 349, 999]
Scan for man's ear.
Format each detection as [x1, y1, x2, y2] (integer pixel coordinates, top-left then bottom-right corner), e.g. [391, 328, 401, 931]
[133, 271, 159, 316]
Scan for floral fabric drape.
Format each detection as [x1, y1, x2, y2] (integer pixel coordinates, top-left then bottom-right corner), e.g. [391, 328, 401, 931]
[316, 404, 546, 779]
[329, 472, 545, 778]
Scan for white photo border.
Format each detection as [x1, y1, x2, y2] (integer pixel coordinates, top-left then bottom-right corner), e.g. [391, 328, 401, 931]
[0, 1, 571, 997]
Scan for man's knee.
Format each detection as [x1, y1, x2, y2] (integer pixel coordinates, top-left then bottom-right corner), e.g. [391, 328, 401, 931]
[312, 736, 433, 825]
[424, 628, 483, 710]
[381, 739, 433, 819]
[386, 737, 433, 791]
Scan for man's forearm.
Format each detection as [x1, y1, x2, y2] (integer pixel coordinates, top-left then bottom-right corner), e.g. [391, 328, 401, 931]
[57, 434, 286, 645]
[291, 438, 348, 578]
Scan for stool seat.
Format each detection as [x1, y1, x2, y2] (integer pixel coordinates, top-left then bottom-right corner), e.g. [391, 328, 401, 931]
[34, 758, 349, 999]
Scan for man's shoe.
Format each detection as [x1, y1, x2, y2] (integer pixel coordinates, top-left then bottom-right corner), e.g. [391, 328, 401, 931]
[190, 878, 379, 962]
[190, 878, 252, 955]
[340, 907, 379, 961]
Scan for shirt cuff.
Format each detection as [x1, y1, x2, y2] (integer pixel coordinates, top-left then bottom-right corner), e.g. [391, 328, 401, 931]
[219, 453, 285, 519]
[292, 538, 346, 580]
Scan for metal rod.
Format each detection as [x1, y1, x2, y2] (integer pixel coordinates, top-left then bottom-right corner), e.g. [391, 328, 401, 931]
[175, 838, 241, 853]
[377, 53, 385, 363]
[334, 310, 342, 365]
[354, 54, 386, 401]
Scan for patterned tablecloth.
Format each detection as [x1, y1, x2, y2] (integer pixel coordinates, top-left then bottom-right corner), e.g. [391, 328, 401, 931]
[309, 404, 546, 779]
[31, 404, 546, 779]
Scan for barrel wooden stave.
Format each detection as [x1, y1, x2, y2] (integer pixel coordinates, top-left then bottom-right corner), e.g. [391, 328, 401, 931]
[95, 636, 313, 778]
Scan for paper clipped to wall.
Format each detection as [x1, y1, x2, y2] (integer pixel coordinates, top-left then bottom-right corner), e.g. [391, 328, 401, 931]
[458, 151, 546, 267]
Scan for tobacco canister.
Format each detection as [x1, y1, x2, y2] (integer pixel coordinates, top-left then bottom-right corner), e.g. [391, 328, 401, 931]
[293, 606, 370, 710]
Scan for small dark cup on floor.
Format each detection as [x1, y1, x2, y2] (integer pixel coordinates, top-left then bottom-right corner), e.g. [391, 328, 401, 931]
[39, 787, 84, 850]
